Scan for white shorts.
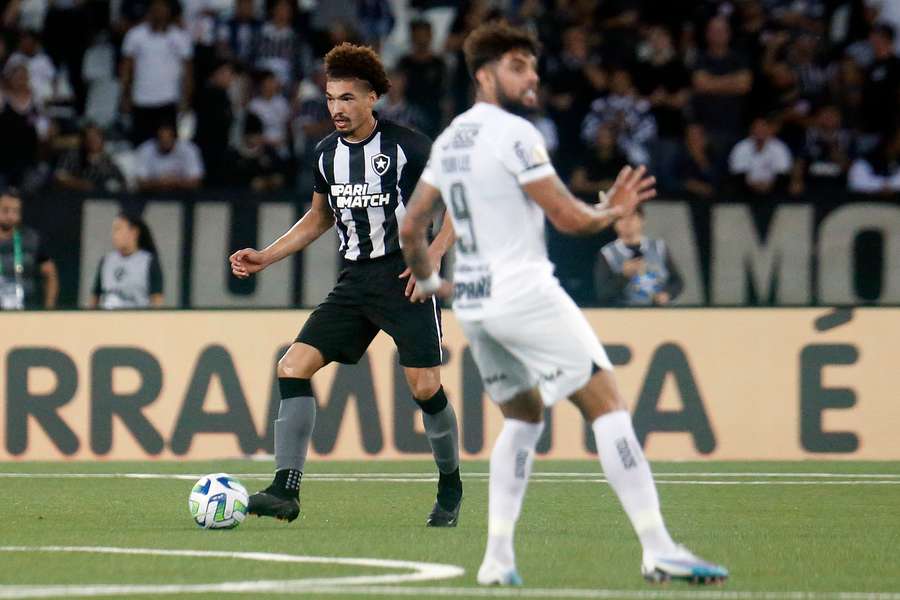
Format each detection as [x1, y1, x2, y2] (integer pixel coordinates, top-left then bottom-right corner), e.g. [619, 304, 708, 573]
[458, 285, 613, 406]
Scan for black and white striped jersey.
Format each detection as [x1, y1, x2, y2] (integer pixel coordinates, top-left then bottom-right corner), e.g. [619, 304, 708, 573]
[313, 118, 432, 261]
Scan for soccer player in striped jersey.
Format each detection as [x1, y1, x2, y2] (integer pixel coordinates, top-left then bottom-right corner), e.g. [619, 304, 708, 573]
[400, 22, 728, 586]
[230, 43, 462, 527]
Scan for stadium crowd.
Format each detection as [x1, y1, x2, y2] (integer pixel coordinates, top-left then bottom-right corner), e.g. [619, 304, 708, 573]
[0, 0, 898, 199]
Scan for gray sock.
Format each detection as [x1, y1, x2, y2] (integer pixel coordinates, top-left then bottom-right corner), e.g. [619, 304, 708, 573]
[274, 378, 316, 472]
[420, 388, 460, 474]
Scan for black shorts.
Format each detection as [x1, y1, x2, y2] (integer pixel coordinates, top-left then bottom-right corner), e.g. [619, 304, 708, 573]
[296, 252, 443, 368]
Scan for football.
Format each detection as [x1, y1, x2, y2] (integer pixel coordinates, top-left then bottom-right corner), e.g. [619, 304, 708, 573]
[188, 473, 249, 529]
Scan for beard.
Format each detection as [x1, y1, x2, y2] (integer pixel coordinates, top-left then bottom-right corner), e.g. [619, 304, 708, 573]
[497, 85, 535, 118]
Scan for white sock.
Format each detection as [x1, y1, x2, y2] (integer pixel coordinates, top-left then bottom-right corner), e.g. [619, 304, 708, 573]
[482, 418, 545, 571]
[592, 410, 677, 557]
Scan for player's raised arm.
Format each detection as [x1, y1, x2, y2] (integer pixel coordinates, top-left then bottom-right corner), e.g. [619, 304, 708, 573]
[522, 165, 656, 236]
[400, 180, 453, 300]
[229, 191, 335, 279]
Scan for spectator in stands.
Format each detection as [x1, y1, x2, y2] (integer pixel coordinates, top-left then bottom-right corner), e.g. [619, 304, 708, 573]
[120, 0, 194, 145]
[790, 105, 854, 196]
[680, 123, 717, 200]
[89, 212, 163, 309]
[543, 25, 606, 171]
[356, 0, 394, 49]
[396, 19, 447, 138]
[861, 24, 900, 141]
[756, 58, 810, 151]
[135, 122, 204, 193]
[595, 0, 641, 66]
[377, 68, 428, 133]
[217, 0, 261, 69]
[729, 116, 793, 197]
[194, 59, 235, 186]
[788, 34, 832, 105]
[54, 123, 126, 193]
[6, 30, 55, 107]
[831, 56, 865, 132]
[570, 123, 628, 201]
[229, 112, 286, 192]
[42, 0, 91, 113]
[247, 69, 291, 160]
[254, 0, 306, 92]
[595, 206, 683, 307]
[0, 188, 58, 309]
[2, 0, 21, 32]
[847, 130, 900, 195]
[294, 61, 330, 152]
[0, 63, 48, 188]
[444, 0, 502, 117]
[636, 25, 691, 193]
[691, 16, 753, 165]
[581, 68, 657, 166]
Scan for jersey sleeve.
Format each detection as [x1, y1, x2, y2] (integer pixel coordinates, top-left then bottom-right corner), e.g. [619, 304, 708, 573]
[149, 254, 164, 295]
[496, 119, 556, 185]
[398, 128, 433, 200]
[313, 151, 329, 194]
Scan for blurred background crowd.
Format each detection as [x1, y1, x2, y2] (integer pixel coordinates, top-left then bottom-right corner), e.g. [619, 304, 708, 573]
[0, 0, 898, 310]
[0, 0, 897, 199]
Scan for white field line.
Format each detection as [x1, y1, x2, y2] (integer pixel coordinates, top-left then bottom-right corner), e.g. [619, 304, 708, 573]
[287, 586, 900, 600]
[1, 473, 900, 485]
[0, 546, 463, 599]
[0, 548, 897, 600]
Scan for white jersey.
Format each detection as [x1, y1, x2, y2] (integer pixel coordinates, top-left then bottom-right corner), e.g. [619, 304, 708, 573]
[420, 102, 559, 319]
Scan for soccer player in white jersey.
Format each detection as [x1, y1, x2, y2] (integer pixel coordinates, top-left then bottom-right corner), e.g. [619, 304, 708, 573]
[400, 22, 728, 586]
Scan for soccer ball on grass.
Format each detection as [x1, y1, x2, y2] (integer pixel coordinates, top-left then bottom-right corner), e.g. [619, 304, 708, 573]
[188, 473, 249, 529]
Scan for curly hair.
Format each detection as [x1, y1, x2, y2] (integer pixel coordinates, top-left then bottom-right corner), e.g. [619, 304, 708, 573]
[324, 43, 391, 97]
[463, 22, 541, 79]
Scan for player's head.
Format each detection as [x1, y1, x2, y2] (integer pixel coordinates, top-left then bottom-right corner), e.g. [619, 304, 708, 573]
[324, 43, 390, 138]
[463, 22, 541, 115]
[0, 188, 23, 233]
[614, 205, 645, 241]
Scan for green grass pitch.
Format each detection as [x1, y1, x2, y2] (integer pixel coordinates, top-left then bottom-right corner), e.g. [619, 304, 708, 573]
[1, 460, 899, 599]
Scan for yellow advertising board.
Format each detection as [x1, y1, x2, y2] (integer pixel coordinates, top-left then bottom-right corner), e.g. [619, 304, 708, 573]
[0, 308, 895, 461]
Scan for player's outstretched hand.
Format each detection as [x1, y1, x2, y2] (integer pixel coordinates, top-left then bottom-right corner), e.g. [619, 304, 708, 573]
[607, 165, 657, 215]
[229, 248, 267, 279]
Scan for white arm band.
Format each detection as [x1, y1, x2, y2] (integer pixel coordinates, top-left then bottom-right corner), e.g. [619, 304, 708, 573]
[418, 271, 442, 294]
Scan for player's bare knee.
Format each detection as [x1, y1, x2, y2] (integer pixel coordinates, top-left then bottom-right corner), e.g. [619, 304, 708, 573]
[405, 367, 441, 401]
[277, 344, 324, 379]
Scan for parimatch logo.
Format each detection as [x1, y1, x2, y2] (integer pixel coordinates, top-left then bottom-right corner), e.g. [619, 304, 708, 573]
[330, 184, 391, 209]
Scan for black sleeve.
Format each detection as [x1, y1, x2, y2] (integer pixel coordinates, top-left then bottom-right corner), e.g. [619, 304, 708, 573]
[149, 254, 163, 295]
[397, 128, 433, 201]
[92, 256, 105, 296]
[662, 244, 684, 300]
[594, 252, 630, 307]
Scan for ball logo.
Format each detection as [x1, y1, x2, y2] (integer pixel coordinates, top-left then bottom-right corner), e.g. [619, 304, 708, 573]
[372, 153, 391, 176]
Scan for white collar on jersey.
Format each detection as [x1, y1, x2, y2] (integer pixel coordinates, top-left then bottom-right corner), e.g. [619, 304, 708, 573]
[338, 118, 380, 146]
